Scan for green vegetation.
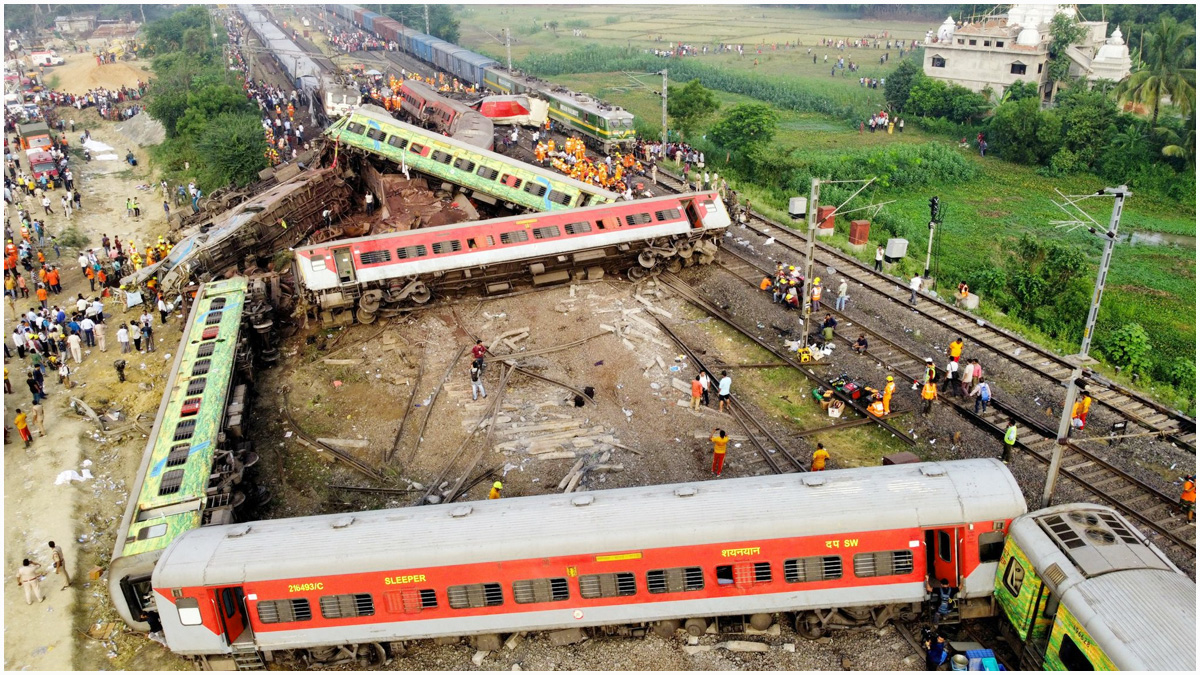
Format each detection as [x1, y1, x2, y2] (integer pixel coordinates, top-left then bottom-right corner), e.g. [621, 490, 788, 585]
[381, 5, 460, 44]
[141, 8, 267, 192]
[666, 79, 719, 140]
[1116, 16, 1195, 129]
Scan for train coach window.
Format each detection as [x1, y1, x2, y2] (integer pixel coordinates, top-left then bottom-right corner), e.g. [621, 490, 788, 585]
[596, 216, 619, 230]
[625, 213, 653, 226]
[476, 166, 500, 181]
[158, 469, 185, 496]
[564, 221, 591, 235]
[408, 143, 428, 156]
[196, 342, 216, 358]
[176, 597, 202, 626]
[359, 250, 393, 265]
[384, 589, 438, 613]
[366, 127, 387, 141]
[192, 359, 212, 377]
[1058, 634, 1096, 671]
[448, 583, 504, 609]
[784, 556, 843, 583]
[500, 230, 529, 245]
[532, 226, 561, 240]
[396, 245, 428, 259]
[257, 598, 313, 624]
[654, 208, 682, 222]
[512, 578, 570, 604]
[938, 531, 952, 562]
[346, 122, 367, 135]
[173, 419, 197, 442]
[432, 240, 463, 255]
[979, 532, 1005, 563]
[523, 182, 548, 198]
[320, 593, 375, 619]
[453, 158, 476, 173]
[716, 562, 773, 587]
[186, 377, 207, 395]
[431, 150, 453, 165]
[387, 135, 408, 150]
[204, 311, 223, 326]
[548, 190, 573, 206]
[209, 297, 227, 310]
[578, 572, 636, 599]
[646, 567, 704, 594]
[853, 550, 914, 578]
[500, 174, 524, 190]
[180, 396, 202, 417]
[166, 444, 191, 468]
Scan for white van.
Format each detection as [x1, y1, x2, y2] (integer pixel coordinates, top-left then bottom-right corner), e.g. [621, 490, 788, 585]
[30, 50, 65, 67]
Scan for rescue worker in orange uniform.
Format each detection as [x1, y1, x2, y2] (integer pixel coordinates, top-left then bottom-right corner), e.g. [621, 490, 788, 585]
[811, 443, 830, 471]
[488, 481, 502, 499]
[949, 338, 963, 362]
[1181, 475, 1195, 523]
[921, 380, 938, 416]
[810, 278, 822, 312]
[883, 376, 896, 415]
[759, 276, 773, 291]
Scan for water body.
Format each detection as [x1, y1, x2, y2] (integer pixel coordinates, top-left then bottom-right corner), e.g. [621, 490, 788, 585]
[1120, 230, 1197, 248]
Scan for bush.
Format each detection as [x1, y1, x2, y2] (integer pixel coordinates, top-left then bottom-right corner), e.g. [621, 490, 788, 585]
[1167, 357, 1197, 390]
[57, 226, 91, 250]
[1101, 322, 1152, 374]
[605, 15, 620, 24]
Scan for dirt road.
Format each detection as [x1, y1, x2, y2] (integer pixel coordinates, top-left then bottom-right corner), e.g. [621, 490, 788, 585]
[4, 57, 188, 670]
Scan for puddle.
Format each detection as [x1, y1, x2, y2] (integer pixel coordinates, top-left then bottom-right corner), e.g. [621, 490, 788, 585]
[1120, 230, 1196, 248]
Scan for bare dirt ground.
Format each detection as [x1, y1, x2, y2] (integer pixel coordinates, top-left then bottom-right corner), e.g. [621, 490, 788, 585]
[40, 47, 151, 95]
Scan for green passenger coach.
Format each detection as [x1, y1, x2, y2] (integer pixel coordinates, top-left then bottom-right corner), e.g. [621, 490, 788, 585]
[109, 277, 254, 631]
[994, 504, 1195, 671]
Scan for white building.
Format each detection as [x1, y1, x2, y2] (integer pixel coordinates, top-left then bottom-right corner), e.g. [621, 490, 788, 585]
[922, 4, 1131, 100]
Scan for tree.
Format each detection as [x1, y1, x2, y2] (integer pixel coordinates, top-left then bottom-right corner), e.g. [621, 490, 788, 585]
[905, 77, 951, 118]
[708, 103, 779, 152]
[989, 98, 1062, 165]
[194, 113, 269, 190]
[381, 5, 460, 44]
[1116, 16, 1196, 129]
[1055, 84, 1119, 167]
[883, 59, 921, 112]
[1046, 13, 1087, 99]
[1002, 80, 1040, 103]
[175, 84, 256, 139]
[144, 5, 212, 54]
[1160, 111, 1196, 165]
[666, 79, 719, 140]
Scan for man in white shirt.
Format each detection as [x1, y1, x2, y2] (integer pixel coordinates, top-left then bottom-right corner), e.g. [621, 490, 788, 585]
[909, 275, 923, 305]
[717, 371, 733, 414]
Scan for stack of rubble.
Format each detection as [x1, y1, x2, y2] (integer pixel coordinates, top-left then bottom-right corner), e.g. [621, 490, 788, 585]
[374, 175, 474, 233]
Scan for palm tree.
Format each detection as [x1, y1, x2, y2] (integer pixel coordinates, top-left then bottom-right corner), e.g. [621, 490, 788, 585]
[1160, 112, 1196, 166]
[1116, 17, 1196, 129]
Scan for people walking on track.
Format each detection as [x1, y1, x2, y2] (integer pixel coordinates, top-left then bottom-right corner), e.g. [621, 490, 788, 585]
[710, 428, 729, 475]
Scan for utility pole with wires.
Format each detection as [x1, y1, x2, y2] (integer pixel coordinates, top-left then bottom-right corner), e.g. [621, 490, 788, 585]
[505, 27, 512, 72]
[797, 177, 876, 346]
[423, 4, 430, 35]
[1040, 185, 1130, 509]
[660, 69, 668, 146]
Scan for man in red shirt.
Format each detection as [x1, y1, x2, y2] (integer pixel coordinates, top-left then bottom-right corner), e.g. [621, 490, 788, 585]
[471, 339, 488, 371]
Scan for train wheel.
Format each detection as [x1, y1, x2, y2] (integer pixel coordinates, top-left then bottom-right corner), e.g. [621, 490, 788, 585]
[652, 619, 681, 638]
[356, 308, 378, 324]
[677, 242, 695, 258]
[627, 267, 647, 281]
[796, 611, 825, 640]
[638, 249, 657, 268]
[665, 258, 683, 274]
[749, 613, 773, 631]
[359, 289, 383, 314]
[409, 283, 432, 304]
[681, 254, 696, 268]
[684, 618, 708, 636]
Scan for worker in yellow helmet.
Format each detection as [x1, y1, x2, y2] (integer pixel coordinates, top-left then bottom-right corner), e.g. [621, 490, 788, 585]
[488, 481, 503, 499]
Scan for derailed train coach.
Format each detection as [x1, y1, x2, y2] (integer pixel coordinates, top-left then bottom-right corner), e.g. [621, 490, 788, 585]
[150, 460, 1026, 667]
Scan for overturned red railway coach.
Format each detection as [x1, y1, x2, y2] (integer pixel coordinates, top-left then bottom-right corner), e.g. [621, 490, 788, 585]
[292, 191, 729, 324]
[150, 460, 1025, 667]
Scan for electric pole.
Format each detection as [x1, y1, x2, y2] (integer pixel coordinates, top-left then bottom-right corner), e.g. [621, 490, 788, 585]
[423, 4, 430, 34]
[660, 69, 668, 146]
[924, 195, 940, 278]
[1041, 185, 1130, 508]
[505, 27, 512, 72]
[799, 178, 821, 341]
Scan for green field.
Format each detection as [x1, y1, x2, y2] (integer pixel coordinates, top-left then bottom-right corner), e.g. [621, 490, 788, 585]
[458, 7, 1197, 409]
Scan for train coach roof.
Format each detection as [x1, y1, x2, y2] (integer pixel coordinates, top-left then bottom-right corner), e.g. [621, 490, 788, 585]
[1007, 505, 1196, 670]
[154, 459, 1024, 588]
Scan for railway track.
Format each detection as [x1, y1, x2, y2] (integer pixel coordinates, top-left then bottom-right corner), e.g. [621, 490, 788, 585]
[653, 168, 1197, 454]
[715, 247, 1196, 554]
[651, 273, 917, 452]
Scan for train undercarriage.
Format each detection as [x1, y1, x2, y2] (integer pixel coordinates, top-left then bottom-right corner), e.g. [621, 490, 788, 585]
[302, 231, 723, 326]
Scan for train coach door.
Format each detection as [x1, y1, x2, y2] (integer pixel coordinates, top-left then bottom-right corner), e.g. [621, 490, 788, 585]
[684, 199, 704, 229]
[332, 247, 356, 284]
[925, 527, 960, 588]
[212, 586, 252, 646]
